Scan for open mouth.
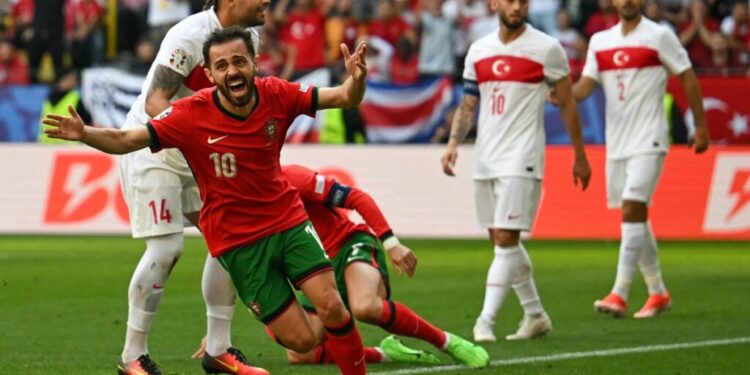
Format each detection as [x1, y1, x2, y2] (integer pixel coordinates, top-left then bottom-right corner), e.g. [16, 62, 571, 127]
[227, 78, 247, 94]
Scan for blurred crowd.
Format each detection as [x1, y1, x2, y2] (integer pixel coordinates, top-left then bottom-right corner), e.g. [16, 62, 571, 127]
[1, 0, 749, 86]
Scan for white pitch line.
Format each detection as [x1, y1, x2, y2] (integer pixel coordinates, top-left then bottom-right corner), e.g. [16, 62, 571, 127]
[369, 336, 750, 375]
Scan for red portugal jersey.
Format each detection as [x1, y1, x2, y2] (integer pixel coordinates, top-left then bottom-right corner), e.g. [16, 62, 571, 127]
[148, 77, 317, 256]
[282, 164, 394, 259]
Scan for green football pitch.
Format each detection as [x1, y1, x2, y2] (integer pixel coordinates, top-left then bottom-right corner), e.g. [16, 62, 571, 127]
[1, 236, 748, 374]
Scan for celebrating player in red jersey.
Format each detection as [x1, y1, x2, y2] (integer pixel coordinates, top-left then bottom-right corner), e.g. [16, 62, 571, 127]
[572, 0, 709, 319]
[44, 27, 369, 375]
[276, 164, 489, 368]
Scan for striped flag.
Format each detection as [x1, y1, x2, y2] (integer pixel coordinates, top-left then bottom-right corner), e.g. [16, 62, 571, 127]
[360, 77, 457, 143]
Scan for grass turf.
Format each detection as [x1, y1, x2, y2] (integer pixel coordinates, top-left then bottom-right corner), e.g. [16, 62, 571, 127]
[0, 237, 748, 374]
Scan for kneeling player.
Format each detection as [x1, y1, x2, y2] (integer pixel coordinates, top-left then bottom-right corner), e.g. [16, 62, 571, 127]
[280, 164, 490, 368]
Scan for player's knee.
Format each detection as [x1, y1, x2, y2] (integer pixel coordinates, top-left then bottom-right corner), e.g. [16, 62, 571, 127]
[350, 298, 381, 323]
[145, 233, 184, 265]
[283, 331, 318, 353]
[314, 295, 348, 326]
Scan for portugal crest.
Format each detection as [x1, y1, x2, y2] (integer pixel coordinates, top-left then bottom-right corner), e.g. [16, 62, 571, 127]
[265, 118, 278, 141]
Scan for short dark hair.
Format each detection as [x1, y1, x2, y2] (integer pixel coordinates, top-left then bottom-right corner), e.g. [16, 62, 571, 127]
[202, 26, 256, 67]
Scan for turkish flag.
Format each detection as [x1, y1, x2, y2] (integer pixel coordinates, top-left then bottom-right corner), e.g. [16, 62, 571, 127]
[668, 77, 750, 145]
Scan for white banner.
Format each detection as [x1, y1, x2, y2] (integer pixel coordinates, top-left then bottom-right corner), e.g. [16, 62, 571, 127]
[81, 67, 145, 129]
[0, 144, 481, 237]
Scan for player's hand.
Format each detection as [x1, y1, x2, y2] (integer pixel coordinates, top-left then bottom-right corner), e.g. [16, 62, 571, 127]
[573, 155, 591, 191]
[441, 146, 458, 176]
[342, 42, 368, 82]
[191, 336, 207, 359]
[388, 244, 417, 277]
[42, 105, 86, 141]
[688, 125, 709, 154]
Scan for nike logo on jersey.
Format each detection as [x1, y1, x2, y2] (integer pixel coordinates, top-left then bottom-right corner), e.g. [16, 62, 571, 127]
[152, 283, 164, 290]
[208, 135, 228, 144]
[507, 214, 522, 220]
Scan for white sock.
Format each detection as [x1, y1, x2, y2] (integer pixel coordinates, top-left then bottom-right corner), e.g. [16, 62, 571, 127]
[122, 233, 183, 363]
[639, 221, 667, 295]
[478, 245, 520, 324]
[512, 243, 544, 316]
[202, 254, 236, 356]
[612, 222, 647, 301]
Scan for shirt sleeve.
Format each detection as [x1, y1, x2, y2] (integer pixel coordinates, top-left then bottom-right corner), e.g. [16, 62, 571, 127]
[462, 44, 479, 96]
[147, 99, 193, 152]
[657, 28, 692, 75]
[544, 41, 570, 84]
[153, 27, 200, 77]
[276, 78, 318, 118]
[581, 35, 601, 83]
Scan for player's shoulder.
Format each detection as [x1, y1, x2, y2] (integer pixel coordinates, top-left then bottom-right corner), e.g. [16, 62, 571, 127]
[525, 25, 560, 47]
[160, 10, 212, 52]
[640, 18, 674, 40]
[588, 23, 621, 48]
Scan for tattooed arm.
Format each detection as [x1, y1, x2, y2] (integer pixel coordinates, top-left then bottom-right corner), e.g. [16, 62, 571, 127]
[145, 65, 186, 118]
[440, 94, 478, 176]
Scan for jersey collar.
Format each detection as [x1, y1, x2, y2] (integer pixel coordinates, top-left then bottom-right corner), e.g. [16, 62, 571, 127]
[212, 88, 260, 122]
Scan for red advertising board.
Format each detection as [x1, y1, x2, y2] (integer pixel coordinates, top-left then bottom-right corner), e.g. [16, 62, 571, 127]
[534, 146, 750, 240]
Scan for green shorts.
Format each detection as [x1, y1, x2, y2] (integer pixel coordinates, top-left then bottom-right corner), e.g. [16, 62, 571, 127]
[217, 220, 332, 323]
[299, 231, 391, 311]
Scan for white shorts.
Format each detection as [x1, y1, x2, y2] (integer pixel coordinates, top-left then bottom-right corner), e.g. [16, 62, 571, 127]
[606, 153, 665, 209]
[119, 132, 201, 238]
[474, 177, 541, 231]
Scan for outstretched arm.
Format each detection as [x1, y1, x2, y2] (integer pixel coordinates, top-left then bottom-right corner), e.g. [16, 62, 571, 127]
[554, 77, 592, 190]
[317, 42, 368, 109]
[441, 94, 478, 176]
[43, 106, 151, 154]
[676, 68, 709, 153]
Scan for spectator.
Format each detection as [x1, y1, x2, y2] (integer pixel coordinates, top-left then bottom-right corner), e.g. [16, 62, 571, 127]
[390, 36, 419, 84]
[115, 35, 156, 75]
[257, 26, 297, 80]
[679, 0, 721, 69]
[585, 0, 618, 37]
[117, 0, 149, 54]
[368, 0, 417, 47]
[394, 0, 417, 26]
[325, 0, 364, 80]
[551, 8, 586, 79]
[67, 0, 105, 69]
[467, 1, 498, 44]
[147, 0, 190, 41]
[27, 0, 65, 82]
[529, 0, 559, 33]
[0, 37, 29, 85]
[442, 0, 489, 80]
[362, 35, 394, 82]
[415, 0, 455, 81]
[721, 1, 750, 70]
[645, 0, 676, 32]
[9, 0, 33, 49]
[274, 0, 330, 80]
[37, 68, 91, 144]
